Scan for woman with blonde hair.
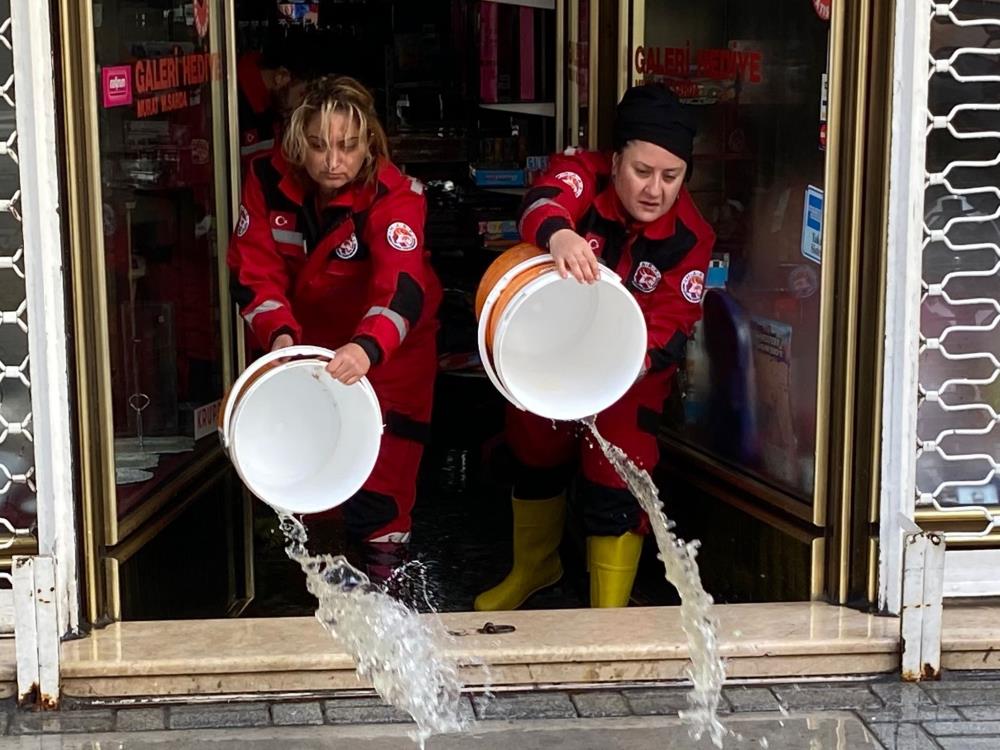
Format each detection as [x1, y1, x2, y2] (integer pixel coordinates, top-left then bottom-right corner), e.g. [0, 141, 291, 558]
[228, 76, 442, 580]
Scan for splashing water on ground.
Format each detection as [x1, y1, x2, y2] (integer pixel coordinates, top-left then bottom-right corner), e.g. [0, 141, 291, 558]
[279, 514, 470, 747]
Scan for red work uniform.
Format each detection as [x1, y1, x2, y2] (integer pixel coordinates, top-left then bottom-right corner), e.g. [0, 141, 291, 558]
[237, 52, 280, 173]
[227, 151, 442, 542]
[512, 148, 715, 536]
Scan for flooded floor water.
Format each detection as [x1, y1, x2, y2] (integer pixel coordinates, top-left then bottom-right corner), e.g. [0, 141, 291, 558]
[245, 374, 684, 617]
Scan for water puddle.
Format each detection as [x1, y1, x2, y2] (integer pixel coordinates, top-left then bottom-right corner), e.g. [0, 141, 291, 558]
[279, 514, 471, 747]
[584, 418, 728, 747]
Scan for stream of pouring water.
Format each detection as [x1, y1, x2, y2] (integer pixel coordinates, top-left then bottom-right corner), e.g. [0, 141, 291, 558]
[584, 418, 728, 747]
[272, 426, 728, 747]
[278, 513, 470, 747]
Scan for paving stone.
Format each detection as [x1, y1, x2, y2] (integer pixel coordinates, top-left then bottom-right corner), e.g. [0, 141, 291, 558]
[924, 721, 1000, 737]
[168, 703, 270, 730]
[866, 722, 941, 750]
[623, 689, 698, 716]
[472, 692, 577, 721]
[323, 697, 413, 724]
[862, 703, 960, 723]
[723, 687, 781, 713]
[922, 679, 1000, 691]
[115, 708, 166, 732]
[939, 740, 1000, 750]
[10, 709, 114, 735]
[771, 684, 881, 711]
[957, 705, 1000, 721]
[570, 692, 631, 718]
[869, 682, 935, 705]
[271, 702, 324, 726]
[924, 687, 1000, 706]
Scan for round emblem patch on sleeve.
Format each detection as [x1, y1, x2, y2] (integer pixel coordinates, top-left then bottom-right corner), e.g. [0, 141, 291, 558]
[555, 171, 585, 198]
[386, 221, 419, 251]
[236, 205, 250, 237]
[336, 233, 359, 260]
[633, 261, 662, 293]
[681, 270, 706, 304]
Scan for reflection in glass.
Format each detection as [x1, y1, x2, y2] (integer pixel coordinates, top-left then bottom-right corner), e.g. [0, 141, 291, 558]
[92, 0, 229, 517]
[642, 1, 831, 499]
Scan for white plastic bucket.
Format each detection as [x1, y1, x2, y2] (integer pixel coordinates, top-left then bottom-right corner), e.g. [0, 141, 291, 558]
[476, 245, 648, 421]
[219, 345, 383, 515]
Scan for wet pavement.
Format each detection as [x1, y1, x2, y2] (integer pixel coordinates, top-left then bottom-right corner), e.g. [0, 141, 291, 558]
[5, 675, 1000, 749]
[0, 715, 878, 749]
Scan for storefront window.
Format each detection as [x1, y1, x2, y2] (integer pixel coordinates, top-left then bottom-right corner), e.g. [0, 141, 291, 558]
[634, 0, 831, 500]
[92, 0, 231, 519]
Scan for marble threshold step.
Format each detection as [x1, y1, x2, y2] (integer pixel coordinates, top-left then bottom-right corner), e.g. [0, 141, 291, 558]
[50, 601, 999, 699]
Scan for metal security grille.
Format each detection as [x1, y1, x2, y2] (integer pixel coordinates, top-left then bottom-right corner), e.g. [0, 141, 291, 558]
[0, 0, 35, 605]
[919, 0, 1000, 540]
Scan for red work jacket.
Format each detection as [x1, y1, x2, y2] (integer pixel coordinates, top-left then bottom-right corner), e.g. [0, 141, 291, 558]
[227, 151, 442, 371]
[519, 149, 715, 375]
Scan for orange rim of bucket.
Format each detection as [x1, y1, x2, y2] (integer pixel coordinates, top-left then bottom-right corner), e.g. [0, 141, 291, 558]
[476, 243, 566, 363]
[485, 263, 556, 347]
[474, 243, 545, 320]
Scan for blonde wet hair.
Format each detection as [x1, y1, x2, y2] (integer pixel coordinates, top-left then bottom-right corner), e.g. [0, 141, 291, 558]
[282, 75, 389, 187]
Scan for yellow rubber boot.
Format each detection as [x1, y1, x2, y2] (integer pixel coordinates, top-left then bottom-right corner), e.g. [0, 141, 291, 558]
[588, 532, 643, 608]
[474, 495, 566, 611]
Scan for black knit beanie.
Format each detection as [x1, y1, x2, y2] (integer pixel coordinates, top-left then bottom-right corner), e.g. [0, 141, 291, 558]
[613, 84, 696, 177]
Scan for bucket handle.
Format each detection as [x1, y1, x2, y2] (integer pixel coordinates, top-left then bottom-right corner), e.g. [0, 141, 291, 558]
[219, 344, 335, 448]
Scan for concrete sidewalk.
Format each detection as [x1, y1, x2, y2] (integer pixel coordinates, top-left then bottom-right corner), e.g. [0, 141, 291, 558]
[3, 673, 1000, 748]
[0, 714, 874, 749]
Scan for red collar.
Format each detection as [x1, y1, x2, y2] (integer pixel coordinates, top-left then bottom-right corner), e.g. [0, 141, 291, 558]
[594, 185, 678, 240]
[237, 52, 270, 115]
[271, 150, 380, 213]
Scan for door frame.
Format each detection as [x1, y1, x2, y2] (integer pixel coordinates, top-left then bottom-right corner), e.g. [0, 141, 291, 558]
[61, 0, 897, 624]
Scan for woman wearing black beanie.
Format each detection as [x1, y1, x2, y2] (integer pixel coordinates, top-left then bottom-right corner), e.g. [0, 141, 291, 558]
[475, 83, 716, 612]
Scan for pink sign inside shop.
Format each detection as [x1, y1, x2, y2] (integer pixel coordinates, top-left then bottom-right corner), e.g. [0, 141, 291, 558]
[102, 65, 133, 108]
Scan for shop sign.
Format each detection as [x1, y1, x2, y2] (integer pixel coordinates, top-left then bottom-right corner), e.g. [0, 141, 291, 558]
[812, 0, 831, 21]
[634, 44, 763, 84]
[193, 400, 221, 441]
[129, 51, 223, 119]
[101, 65, 133, 108]
[800, 185, 824, 264]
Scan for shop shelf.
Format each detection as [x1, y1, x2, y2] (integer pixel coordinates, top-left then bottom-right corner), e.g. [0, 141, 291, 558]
[480, 186, 529, 196]
[483, 0, 556, 9]
[480, 101, 555, 117]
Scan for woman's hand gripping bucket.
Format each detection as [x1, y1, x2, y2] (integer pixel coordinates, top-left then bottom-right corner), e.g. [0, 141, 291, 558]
[219, 345, 383, 515]
[476, 244, 648, 421]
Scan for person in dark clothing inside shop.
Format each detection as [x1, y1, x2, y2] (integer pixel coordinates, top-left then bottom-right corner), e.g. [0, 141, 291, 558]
[236, 32, 315, 172]
[227, 76, 442, 581]
[475, 84, 715, 611]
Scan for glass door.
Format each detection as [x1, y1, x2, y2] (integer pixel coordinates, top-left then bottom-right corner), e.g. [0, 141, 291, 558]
[73, 0, 249, 619]
[93, 0, 233, 533]
[625, 0, 835, 601]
